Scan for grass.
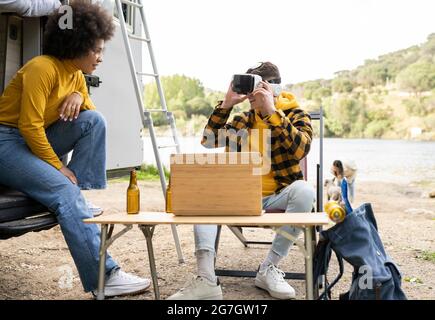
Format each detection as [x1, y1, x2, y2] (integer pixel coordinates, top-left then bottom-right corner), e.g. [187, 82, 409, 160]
[113, 164, 170, 182]
[419, 251, 435, 263]
[404, 277, 424, 284]
[413, 180, 435, 188]
[137, 164, 170, 181]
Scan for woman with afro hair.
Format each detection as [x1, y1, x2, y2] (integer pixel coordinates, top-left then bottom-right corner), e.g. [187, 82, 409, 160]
[0, 1, 150, 297]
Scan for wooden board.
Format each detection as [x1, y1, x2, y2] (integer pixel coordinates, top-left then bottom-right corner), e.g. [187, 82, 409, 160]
[170, 153, 263, 216]
[84, 211, 329, 227]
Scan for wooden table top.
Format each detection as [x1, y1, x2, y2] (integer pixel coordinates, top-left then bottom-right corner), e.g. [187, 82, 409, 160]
[84, 211, 329, 227]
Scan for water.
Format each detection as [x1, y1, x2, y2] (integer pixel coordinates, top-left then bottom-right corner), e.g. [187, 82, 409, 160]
[143, 137, 435, 185]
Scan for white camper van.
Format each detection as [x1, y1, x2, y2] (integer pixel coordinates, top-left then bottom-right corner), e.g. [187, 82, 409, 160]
[0, 0, 144, 176]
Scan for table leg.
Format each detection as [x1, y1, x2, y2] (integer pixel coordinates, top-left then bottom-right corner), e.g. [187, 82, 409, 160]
[312, 228, 319, 299]
[304, 226, 314, 300]
[97, 224, 108, 300]
[140, 225, 160, 300]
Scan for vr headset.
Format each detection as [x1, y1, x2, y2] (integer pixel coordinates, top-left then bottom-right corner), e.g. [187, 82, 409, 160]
[232, 74, 282, 97]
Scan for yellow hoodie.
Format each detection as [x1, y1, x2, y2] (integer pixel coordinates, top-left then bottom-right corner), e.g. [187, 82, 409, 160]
[252, 91, 299, 196]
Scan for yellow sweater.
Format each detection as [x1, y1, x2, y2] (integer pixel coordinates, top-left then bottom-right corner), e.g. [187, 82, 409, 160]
[252, 92, 300, 196]
[0, 55, 95, 169]
[251, 112, 279, 197]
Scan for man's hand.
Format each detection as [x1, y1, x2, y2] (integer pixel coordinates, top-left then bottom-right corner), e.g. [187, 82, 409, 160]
[248, 81, 276, 116]
[221, 83, 248, 109]
[59, 92, 83, 121]
[59, 166, 78, 185]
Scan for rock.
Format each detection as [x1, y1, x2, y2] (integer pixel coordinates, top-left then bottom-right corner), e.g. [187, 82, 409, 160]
[405, 208, 433, 215]
[429, 191, 435, 198]
[403, 190, 421, 197]
[405, 208, 435, 219]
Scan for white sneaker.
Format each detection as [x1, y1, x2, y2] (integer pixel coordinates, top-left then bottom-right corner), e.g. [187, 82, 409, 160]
[86, 201, 104, 217]
[167, 276, 223, 300]
[93, 269, 151, 297]
[255, 264, 296, 299]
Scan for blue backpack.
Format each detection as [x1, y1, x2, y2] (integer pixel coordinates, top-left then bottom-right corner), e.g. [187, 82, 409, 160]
[314, 181, 407, 300]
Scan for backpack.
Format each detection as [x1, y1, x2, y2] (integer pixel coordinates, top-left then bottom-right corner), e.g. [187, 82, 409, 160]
[314, 203, 407, 300]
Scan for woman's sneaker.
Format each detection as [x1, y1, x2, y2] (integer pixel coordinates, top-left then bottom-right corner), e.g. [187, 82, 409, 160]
[167, 276, 223, 300]
[255, 264, 296, 299]
[86, 201, 104, 217]
[93, 269, 151, 297]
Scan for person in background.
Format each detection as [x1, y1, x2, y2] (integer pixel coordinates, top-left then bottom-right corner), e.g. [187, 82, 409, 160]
[331, 159, 357, 203]
[0, 1, 150, 298]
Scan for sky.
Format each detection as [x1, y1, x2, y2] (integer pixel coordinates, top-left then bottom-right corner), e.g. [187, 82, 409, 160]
[139, 0, 435, 92]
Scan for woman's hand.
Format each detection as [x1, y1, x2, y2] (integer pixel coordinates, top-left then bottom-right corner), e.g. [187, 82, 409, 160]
[59, 92, 83, 121]
[59, 166, 78, 185]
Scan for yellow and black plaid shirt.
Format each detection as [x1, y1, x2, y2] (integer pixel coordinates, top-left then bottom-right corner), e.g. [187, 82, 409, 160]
[201, 100, 313, 193]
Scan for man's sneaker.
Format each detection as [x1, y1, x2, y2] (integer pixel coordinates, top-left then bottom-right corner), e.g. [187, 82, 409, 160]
[86, 201, 104, 217]
[93, 269, 151, 297]
[255, 264, 296, 299]
[167, 276, 223, 300]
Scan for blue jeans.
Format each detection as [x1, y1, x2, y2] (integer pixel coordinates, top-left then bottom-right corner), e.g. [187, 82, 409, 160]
[194, 180, 315, 257]
[0, 110, 118, 292]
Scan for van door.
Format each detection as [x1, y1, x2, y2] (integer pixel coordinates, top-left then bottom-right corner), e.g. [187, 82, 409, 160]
[0, 14, 22, 94]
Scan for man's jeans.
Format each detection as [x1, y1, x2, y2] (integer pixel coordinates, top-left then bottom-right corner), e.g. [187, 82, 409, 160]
[194, 180, 315, 257]
[0, 110, 118, 292]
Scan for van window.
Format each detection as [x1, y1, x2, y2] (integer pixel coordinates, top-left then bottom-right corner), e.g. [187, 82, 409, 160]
[113, 1, 135, 32]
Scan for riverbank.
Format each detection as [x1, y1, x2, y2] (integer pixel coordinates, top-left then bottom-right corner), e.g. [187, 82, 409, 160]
[0, 180, 434, 300]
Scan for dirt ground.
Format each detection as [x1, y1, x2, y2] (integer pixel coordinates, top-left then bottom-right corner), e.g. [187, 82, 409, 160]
[0, 180, 434, 300]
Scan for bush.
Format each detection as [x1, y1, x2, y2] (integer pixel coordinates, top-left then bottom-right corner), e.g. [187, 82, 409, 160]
[185, 97, 213, 117]
[331, 78, 354, 93]
[324, 97, 368, 137]
[372, 95, 384, 104]
[403, 97, 430, 116]
[424, 113, 435, 132]
[139, 164, 170, 181]
[312, 87, 332, 100]
[364, 120, 390, 138]
[396, 61, 435, 94]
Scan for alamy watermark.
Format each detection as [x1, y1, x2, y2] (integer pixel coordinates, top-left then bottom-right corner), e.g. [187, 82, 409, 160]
[358, 265, 374, 290]
[57, 1, 105, 30]
[58, 5, 73, 30]
[170, 128, 273, 175]
[58, 264, 74, 289]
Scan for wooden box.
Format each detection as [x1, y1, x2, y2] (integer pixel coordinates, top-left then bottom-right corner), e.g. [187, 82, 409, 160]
[170, 153, 263, 216]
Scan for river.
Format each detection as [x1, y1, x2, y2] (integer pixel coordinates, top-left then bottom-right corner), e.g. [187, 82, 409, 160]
[143, 137, 435, 185]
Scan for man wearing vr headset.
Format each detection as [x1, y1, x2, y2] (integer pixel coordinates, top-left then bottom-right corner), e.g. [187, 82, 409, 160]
[168, 62, 314, 300]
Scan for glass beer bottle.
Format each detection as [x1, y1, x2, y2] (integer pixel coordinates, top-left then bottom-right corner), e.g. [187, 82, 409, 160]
[127, 170, 140, 214]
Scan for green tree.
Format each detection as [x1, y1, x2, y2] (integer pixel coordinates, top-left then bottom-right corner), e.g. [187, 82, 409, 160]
[422, 33, 435, 56]
[205, 90, 225, 108]
[144, 74, 208, 125]
[356, 63, 389, 87]
[324, 97, 367, 137]
[144, 74, 205, 110]
[396, 61, 435, 95]
[364, 120, 390, 138]
[312, 86, 332, 100]
[301, 80, 322, 100]
[185, 97, 213, 117]
[331, 78, 354, 93]
[364, 107, 394, 138]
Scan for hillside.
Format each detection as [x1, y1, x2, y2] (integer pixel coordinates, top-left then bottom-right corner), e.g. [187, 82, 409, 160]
[144, 34, 435, 140]
[287, 33, 435, 140]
